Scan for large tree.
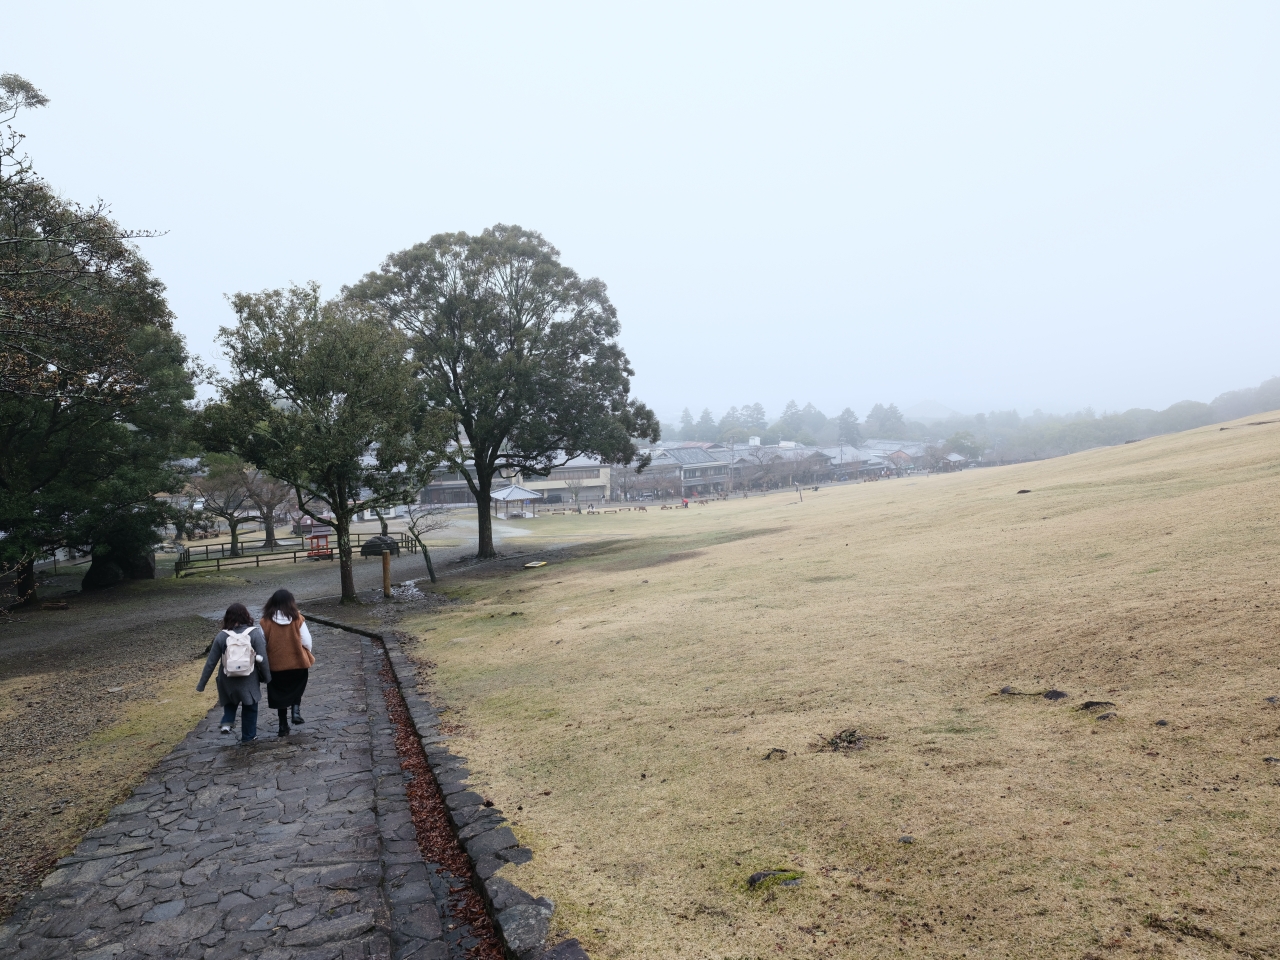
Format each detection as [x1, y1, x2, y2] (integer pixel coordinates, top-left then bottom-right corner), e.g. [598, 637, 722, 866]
[346, 224, 660, 558]
[244, 467, 292, 549]
[835, 407, 862, 446]
[1, 74, 158, 405]
[204, 283, 450, 601]
[0, 75, 194, 601]
[188, 454, 260, 557]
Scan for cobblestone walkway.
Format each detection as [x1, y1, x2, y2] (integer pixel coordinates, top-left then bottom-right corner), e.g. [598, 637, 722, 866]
[0, 626, 477, 960]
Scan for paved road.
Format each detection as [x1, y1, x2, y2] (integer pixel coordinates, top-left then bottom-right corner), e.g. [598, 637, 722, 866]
[0, 625, 479, 960]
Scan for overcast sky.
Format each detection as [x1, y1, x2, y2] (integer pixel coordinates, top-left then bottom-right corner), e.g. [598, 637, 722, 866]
[7, 3, 1279, 424]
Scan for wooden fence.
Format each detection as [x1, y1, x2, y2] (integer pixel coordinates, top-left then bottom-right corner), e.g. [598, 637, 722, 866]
[175, 532, 417, 577]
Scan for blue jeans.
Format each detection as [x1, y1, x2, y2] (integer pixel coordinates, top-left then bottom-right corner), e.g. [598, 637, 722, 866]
[220, 702, 259, 741]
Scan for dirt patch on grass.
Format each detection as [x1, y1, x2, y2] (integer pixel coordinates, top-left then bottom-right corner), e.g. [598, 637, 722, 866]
[0, 614, 214, 920]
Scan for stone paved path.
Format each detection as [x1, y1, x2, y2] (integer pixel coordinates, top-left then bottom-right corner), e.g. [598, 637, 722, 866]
[0, 625, 476, 960]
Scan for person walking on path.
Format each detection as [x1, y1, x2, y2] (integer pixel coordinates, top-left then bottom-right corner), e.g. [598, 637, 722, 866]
[260, 588, 315, 737]
[196, 603, 271, 743]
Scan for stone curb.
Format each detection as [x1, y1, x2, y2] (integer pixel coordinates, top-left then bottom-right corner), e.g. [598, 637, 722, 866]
[304, 612, 589, 960]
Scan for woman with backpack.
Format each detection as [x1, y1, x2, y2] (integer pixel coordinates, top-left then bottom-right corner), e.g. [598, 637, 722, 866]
[196, 603, 271, 743]
[260, 588, 315, 737]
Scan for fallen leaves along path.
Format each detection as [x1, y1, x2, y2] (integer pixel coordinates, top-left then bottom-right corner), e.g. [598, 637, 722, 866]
[377, 648, 505, 960]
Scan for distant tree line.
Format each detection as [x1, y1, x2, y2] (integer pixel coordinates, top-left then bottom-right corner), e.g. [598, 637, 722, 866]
[670, 378, 1280, 461]
[674, 400, 866, 447]
[925, 380, 1280, 461]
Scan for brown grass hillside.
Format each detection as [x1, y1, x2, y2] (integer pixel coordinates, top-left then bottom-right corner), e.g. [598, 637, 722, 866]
[400, 414, 1280, 959]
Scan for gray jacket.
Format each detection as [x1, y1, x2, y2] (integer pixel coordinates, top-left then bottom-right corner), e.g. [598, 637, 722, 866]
[197, 627, 271, 706]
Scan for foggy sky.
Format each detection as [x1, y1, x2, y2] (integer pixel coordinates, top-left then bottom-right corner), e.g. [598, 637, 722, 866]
[6, 3, 1279, 425]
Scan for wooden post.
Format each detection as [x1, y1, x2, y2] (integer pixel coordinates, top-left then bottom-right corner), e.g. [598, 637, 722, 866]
[382, 550, 391, 598]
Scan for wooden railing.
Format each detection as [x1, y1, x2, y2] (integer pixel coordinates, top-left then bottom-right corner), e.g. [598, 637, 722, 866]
[175, 533, 417, 577]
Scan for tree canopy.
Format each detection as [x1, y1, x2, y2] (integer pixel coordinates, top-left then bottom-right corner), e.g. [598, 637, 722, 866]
[345, 224, 659, 558]
[835, 407, 862, 446]
[0, 75, 194, 601]
[1, 75, 163, 405]
[202, 283, 450, 601]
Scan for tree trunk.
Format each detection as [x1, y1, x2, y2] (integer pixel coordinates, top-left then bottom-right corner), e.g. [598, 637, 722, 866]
[10, 556, 37, 607]
[336, 513, 357, 602]
[474, 470, 495, 559]
[229, 520, 242, 557]
[262, 511, 277, 550]
[411, 534, 438, 584]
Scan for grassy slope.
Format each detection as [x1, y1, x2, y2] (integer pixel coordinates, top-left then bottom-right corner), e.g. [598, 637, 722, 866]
[401, 416, 1280, 959]
[0, 615, 216, 918]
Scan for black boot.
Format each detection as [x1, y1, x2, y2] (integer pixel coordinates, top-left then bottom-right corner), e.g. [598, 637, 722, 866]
[277, 709, 289, 736]
[291, 705, 304, 725]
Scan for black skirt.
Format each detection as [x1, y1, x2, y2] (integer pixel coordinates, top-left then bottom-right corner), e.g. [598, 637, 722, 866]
[267, 668, 309, 708]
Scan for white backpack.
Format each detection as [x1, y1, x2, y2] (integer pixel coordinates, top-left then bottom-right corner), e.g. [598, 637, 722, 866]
[222, 627, 256, 677]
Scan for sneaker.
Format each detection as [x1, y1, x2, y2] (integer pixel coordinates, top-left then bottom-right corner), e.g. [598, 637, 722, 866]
[239, 736, 257, 744]
[219, 725, 232, 734]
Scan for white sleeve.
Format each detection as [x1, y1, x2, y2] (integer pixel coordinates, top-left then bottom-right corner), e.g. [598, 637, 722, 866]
[300, 621, 313, 651]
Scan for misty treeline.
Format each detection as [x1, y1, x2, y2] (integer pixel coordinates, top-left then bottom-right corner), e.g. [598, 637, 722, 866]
[674, 400, 869, 446]
[674, 376, 1280, 459]
[948, 377, 1280, 460]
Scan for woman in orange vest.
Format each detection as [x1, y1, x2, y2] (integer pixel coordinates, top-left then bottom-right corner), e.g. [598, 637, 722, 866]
[260, 589, 316, 737]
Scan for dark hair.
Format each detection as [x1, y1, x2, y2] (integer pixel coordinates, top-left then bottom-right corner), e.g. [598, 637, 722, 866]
[262, 588, 299, 623]
[222, 603, 253, 631]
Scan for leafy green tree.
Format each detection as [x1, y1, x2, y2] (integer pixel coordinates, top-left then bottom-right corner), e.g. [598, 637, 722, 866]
[694, 407, 718, 441]
[835, 407, 862, 446]
[945, 431, 982, 459]
[741, 403, 768, 433]
[345, 224, 659, 559]
[0, 77, 194, 601]
[678, 407, 696, 441]
[866, 402, 907, 438]
[773, 400, 803, 439]
[2, 74, 160, 404]
[204, 283, 451, 601]
[799, 402, 827, 437]
[0, 305, 194, 596]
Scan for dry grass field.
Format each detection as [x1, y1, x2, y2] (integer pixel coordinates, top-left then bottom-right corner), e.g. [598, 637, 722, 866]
[397, 415, 1280, 959]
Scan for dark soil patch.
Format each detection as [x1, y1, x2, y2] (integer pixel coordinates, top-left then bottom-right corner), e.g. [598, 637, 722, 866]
[816, 728, 881, 752]
[606, 549, 706, 571]
[601, 527, 781, 572]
